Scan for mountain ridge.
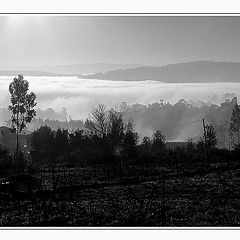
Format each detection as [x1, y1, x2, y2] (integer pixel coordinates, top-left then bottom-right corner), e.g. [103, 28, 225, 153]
[79, 61, 240, 83]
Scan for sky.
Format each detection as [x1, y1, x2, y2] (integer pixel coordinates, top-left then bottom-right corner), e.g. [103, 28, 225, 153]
[1, 15, 240, 67]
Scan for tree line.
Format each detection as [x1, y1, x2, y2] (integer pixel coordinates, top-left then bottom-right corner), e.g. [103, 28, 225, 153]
[2, 75, 240, 175]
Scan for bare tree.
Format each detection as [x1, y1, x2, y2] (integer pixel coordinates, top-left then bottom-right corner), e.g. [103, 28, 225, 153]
[85, 104, 126, 161]
[85, 104, 108, 138]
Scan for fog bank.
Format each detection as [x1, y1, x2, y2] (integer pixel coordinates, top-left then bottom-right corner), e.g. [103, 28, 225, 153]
[0, 76, 240, 120]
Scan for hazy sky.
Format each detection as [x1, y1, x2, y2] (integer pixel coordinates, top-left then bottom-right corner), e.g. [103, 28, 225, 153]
[1, 15, 240, 67]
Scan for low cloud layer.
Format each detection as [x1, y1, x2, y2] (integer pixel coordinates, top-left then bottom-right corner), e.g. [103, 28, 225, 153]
[0, 76, 240, 120]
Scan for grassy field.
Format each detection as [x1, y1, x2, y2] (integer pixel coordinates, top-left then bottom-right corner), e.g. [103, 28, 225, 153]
[0, 160, 240, 226]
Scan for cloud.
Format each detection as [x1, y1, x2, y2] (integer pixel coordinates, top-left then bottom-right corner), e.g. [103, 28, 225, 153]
[1, 76, 240, 120]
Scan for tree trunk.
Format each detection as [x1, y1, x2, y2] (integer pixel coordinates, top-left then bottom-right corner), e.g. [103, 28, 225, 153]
[16, 130, 19, 166]
[16, 104, 19, 168]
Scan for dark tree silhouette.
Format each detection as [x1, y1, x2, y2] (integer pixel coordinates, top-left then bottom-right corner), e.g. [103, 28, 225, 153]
[152, 130, 166, 156]
[229, 103, 240, 149]
[140, 136, 152, 156]
[31, 125, 55, 164]
[55, 128, 69, 156]
[69, 129, 86, 151]
[0, 147, 12, 175]
[121, 122, 139, 160]
[8, 75, 36, 164]
[205, 124, 217, 150]
[199, 124, 217, 167]
[107, 109, 125, 156]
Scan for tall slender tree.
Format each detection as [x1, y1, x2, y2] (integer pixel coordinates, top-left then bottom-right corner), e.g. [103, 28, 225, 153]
[8, 75, 37, 163]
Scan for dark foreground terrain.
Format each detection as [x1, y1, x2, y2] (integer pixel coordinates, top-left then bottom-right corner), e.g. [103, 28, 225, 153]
[1, 159, 240, 227]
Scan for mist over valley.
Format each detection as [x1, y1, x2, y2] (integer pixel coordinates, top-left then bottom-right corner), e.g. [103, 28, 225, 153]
[0, 70, 238, 147]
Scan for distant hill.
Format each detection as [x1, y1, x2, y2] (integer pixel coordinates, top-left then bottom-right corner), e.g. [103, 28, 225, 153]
[0, 70, 64, 77]
[0, 63, 146, 76]
[80, 61, 240, 83]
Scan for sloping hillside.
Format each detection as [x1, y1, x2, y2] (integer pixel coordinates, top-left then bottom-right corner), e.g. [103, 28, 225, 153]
[80, 61, 240, 83]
